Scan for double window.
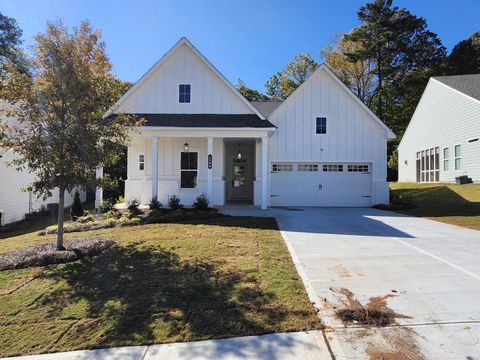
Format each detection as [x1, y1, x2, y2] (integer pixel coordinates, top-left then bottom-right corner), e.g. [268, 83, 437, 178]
[454, 145, 461, 170]
[315, 117, 327, 134]
[416, 147, 439, 182]
[179, 84, 191, 103]
[180, 152, 197, 188]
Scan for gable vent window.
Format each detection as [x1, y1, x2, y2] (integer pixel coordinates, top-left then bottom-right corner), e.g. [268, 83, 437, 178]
[315, 117, 327, 134]
[272, 164, 293, 172]
[179, 84, 191, 103]
[348, 164, 369, 173]
[468, 138, 479, 143]
[323, 164, 343, 172]
[298, 164, 318, 172]
[139, 154, 145, 171]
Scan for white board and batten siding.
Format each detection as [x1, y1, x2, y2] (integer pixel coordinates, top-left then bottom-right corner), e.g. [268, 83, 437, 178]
[398, 78, 480, 183]
[267, 66, 392, 206]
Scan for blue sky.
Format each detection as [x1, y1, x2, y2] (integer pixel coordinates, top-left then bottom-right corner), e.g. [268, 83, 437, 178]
[2, 0, 479, 91]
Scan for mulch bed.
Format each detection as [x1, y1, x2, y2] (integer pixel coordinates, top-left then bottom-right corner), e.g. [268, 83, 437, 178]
[0, 237, 115, 271]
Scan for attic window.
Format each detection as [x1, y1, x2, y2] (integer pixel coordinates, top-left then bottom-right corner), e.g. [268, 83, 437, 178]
[316, 117, 327, 134]
[179, 84, 191, 103]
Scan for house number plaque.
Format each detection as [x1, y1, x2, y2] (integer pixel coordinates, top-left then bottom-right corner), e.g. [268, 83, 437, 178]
[208, 154, 212, 169]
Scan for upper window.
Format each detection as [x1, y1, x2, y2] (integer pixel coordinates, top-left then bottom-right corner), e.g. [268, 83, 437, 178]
[139, 154, 145, 171]
[180, 152, 197, 188]
[316, 117, 327, 134]
[348, 164, 369, 173]
[454, 145, 461, 170]
[298, 164, 318, 172]
[179, 84, 191, 103]
[272, 163, 293, 172]
[323, 164, 343, 172]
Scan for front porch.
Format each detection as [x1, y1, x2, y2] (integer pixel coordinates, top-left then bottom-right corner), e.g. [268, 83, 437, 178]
[122, 128, 273, 210]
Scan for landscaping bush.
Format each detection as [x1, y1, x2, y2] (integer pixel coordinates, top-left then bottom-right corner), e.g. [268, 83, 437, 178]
[70, 190, 84, 220]
[193, 193, 209, 210]
[24, 206, 49, 220]
[168, 195, 182, 209]
[0, 237, 115, 270]
[149, 196, 162, 210]
[127, 198, 141, 215]
[145, 207, 221, 224]
[97, 199, 115, 213]
[40, 214, 141, 235]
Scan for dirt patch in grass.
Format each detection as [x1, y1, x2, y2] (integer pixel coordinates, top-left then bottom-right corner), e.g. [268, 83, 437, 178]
[365, 327, 425, 360]
[333, 288, 407, 327]
[0, 238, 115, 271]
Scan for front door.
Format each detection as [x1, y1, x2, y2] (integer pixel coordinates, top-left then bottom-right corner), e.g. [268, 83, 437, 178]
[231, 162, 248, 199]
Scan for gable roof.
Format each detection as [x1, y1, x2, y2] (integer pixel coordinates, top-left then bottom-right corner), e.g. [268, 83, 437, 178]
[250, 101, 283, 117]
[432, 74, 480, 102]
[268, 64, 396, 139]
[107, 113, 275, 128]
[105, 37, 265, 119]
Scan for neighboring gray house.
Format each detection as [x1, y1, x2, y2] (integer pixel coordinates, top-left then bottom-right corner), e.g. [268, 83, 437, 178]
[398, 74, 480, 183]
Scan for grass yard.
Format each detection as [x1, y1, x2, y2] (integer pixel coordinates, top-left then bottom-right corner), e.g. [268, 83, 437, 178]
[390, 182, 480, 231]
[0, 216, 321, 357]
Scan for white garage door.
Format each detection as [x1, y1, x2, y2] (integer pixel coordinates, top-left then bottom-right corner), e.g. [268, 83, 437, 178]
[270, 163, 372, 207]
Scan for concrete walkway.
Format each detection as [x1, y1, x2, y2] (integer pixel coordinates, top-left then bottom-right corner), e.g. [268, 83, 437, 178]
[4, 331, 330, 360]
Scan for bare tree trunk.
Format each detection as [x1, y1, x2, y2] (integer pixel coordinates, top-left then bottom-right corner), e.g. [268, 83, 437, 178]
[57, 185, 65, 250]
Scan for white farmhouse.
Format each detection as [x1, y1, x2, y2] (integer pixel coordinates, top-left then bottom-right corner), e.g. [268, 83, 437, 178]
[107, 37, 395, 209]
[398, 74, 480, 183]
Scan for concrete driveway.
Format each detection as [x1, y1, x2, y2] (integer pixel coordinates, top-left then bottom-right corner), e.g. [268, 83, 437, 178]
[273, 207, 480, 359]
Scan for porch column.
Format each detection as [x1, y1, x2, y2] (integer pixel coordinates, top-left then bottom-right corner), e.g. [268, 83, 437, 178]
[151, 136, 158, 200]
[95, 166, 103, 208]
[261, 136, 269, 210]
[207, 136, 213, 201]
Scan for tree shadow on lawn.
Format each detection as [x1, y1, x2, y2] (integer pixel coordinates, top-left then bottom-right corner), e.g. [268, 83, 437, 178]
[42, 242, 296, 349]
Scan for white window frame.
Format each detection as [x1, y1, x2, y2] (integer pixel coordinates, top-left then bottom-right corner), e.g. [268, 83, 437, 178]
[418, 146, 439, 182]
[180, 151, 198, 189]
[272, 163, 293, 172]
[442, 147, 449, 172]
[138, 153, 145, 171]
[454, 144, 461, 171]
[314, 116, 327, 135]
[177, 82, 192, 104]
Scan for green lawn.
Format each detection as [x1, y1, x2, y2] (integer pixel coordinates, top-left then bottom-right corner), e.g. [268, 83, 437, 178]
[390, 182, 480, 231]
[0, 216, 321, 357]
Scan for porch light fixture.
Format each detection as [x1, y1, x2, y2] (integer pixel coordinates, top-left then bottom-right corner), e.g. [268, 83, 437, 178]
[237, 150, 242, 160]
[184, 139, 189, 152]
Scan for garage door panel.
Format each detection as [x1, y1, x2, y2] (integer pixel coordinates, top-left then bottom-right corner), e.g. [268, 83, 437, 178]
[270, 163, 372, 207]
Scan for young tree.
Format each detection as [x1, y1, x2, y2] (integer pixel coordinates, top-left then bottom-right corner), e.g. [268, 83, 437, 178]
[236, 79, 269, 101]
[0, 20, 141, 249]
[320, 33, 376, 103]
[345, 0, 446, 131]
[447, 32, 480, 75]
[265, 53, 318, 100]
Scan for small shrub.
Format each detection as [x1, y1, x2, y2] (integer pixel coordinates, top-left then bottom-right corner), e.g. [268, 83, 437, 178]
[25, 206, 49, 220]
[116, 195, 125, 204]
[149, 196, 162, 210]
[168, 195, 182, 210]
[97, 199, 115, 213]
[70, 190, 84, 220]
[193, 193, 209, 210]
[127, 198, 141, 216]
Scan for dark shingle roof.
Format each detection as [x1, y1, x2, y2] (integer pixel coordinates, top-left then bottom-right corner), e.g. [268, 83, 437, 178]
[250, 101, 283, 117]
[109, 113, 275, 128]
[433, 74, 480, 101]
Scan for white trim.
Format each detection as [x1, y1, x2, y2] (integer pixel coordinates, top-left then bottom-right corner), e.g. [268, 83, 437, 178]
[137, 126, 275, 132]
[431, 77, 480, 106]
[268, 64, 395, 139]
[105, 37, 266, 120]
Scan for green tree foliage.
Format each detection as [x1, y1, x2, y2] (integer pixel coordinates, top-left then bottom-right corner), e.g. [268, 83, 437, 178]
[0, 11, 29, 80]
[447, 32, 480, 75]
[265, 53, 319, 100]
[70, 190, 84, 220]
[236, 79, 269, 101]
[345, 0, 446, 135]
[321, 33, 376, 103]
[0, 20, 142, 249]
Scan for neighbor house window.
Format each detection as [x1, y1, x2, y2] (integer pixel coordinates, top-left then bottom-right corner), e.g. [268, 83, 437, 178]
[180, 152, 197, 188]
[298, 164, 318, 172]
[323, 164, 343, 172]
[139, 154, 145, 171]
[348, 164, 369, 173]
[454, 145, 461, 170]
[315, 117, 327, 134]
[443, 147, 449, 171]
[272, 163, 293, 172]
[418, 147, 439, 182]
[179, 84, 191, 103]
